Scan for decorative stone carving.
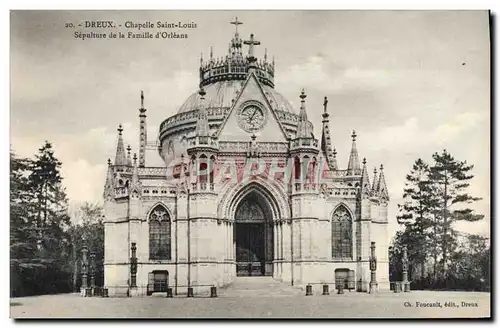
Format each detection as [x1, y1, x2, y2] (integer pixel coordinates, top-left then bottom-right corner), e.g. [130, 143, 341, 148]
[235, 199, 265, 222]
[150, 207, 169, 222]
[369, 241, 378, 294]
[323, 169, 349, 179]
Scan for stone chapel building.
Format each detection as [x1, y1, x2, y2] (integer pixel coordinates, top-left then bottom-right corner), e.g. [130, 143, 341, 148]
[103, 18, 390, 297]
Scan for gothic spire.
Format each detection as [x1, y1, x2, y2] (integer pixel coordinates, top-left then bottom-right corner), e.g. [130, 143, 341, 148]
[320, 96, 336, 170]
[296, 89, 312, 138]
[114, 124, 127, 166]
[138, 90, 147, 168]
[347, 130, 361, 175]
[371, 167, 379, 195]
[103, 158, 114, 199]
[360, 158, 371, 196]
[131, 153, 139, 186]
[126, 145, 132, 166]
[196, 87, 210, 136]
[331, 147, 338, 170]
[377, 164, 389, 200]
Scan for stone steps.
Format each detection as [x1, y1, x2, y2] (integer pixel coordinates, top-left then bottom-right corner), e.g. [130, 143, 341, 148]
[220, 277, 303, 297]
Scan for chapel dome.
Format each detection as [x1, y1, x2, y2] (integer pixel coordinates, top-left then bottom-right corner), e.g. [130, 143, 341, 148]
[175, 17, 296, 115]
[158, 18, 305, 164]
[177, 80, 296, 114]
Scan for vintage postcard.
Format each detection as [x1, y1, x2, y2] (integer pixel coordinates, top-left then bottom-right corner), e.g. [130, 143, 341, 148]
[10, 10, 491, 319]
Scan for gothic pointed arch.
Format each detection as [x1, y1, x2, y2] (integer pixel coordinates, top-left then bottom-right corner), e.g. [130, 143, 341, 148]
[148, 203, 172, 260]
[331, 203, 353, 260]
[219, 177, 289, 223]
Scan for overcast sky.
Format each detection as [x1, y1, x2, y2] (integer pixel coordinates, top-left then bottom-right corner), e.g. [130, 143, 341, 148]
[10, 10, 490, 239]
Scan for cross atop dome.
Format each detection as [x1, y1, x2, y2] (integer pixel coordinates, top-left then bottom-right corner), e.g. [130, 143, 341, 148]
[244, 33, 260, 61]
[230, 16, 243, 36]
[199, 20, 275, 88]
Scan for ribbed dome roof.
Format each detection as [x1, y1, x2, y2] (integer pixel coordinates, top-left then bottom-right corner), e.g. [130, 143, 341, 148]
[177, 80, 296, 114]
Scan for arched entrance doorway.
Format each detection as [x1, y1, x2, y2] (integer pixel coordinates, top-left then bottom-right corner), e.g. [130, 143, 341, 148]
[234, 191, 274, 276]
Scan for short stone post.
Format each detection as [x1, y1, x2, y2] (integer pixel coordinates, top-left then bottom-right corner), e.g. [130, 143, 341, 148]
[369, 241, 378, 294]
[337, 282, 344, 294]
[402, 245, 410, 292]
[393, 282, 401, 293]
[322, 284, 329, 295]
[166, 287, 173, 298]
[210, 286, 218, 298]
[305, 284, 313, 296]
[81, 246, 88, 296]
[187, 287, 194, 297]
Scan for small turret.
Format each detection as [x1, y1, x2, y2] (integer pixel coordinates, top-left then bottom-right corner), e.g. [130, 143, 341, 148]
[320, 96, 336, 170]
[196, 87, 210, 137]
[131, 153, 139, 186]
[377, 164, 389, 200]
[296, 89, 312, 138]
[126, 145, 132, 166]
[347, 130, 361, 175]
[360, 158, 371, 197]
[331, 147, 338, 170]
[103, 158, 114, 199]
[138, 91, 147, 168]
[371, 167, 379, 196]
[114, 124, 127, 166]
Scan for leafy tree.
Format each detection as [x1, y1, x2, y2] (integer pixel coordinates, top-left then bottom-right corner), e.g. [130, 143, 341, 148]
[10, 151, 39, 296]
[388, 233, 403, 282]
[449, 234, 489, 291]
[429, 150, 484, 277]
[396, 158, 439, 279]
[392, 151, 488, 291]
[66, 203, 104, 291]
[28, 141, 70, 265]
[11, 142, 73, 296]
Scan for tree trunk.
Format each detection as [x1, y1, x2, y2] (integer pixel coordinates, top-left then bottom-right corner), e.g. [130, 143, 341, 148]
[421, 259, 425, 279]
[71, 233, 78, 292]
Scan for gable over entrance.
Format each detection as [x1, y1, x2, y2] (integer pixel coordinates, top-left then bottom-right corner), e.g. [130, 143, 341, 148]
[217, 72, 289, 142]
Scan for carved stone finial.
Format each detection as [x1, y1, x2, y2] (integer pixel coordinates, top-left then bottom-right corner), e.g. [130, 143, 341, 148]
[199, 87, 206, 98]
[117, 124, 123, 135]
[323, 96, 328, 113]
[300, 88, 307, 100]
[363, 157, 367, 165]
[351, 130, 357, 141]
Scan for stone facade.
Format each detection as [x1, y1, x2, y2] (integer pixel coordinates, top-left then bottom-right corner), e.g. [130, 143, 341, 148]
[103, 19, 390, 297]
